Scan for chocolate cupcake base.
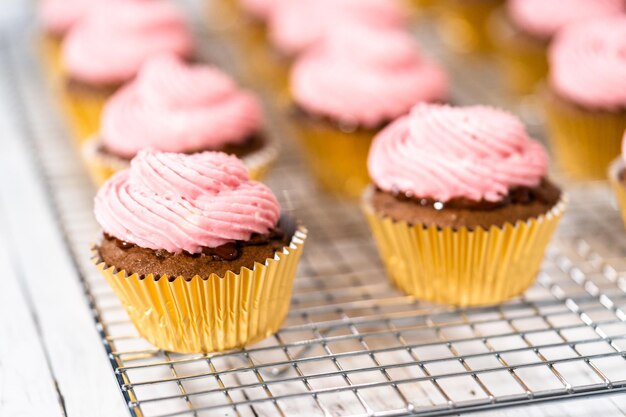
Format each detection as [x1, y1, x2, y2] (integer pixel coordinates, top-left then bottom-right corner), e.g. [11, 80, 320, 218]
[371, 179, 561, 230]
[363, 186, 566, 306]
[98, 228, 290, 279]
[93, 216, 307, 353]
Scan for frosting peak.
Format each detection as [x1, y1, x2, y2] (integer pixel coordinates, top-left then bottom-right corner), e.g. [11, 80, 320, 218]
[290, 25, 448, 127]
[102, 55, 262, 159]
[368, 104, 549, 202]
[94, 150, 281, 254]
[269, 0, 408, 56]
[62, 0, 193, 86]
[507, 0, 625, 40]
[548, 16, 626, 110]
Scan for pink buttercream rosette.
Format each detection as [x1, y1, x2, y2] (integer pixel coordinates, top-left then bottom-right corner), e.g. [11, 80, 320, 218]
[94, 150, 281, 254]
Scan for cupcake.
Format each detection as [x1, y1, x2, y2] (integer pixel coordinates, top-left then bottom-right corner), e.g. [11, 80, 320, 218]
[363, 104, 566, 306]
[544, 16, 626, 179]
[290, 25, 448, 198]
[60, 0, 193, 143]
[434, 0, 503, 53]
[264, 0, 409, 101]
[92, 150, 307, 353]
[608, 131, 626, 226]
[83, 55, 276, 185]
[490, 0, 624, 94]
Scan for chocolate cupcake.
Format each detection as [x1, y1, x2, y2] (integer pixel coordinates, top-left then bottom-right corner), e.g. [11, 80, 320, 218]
[363, 103, 566, 306]
[60, 0, 193, 142]
[544, 16, 626, 179]
[83, 54, 277, 185]
[290, 24, 448, 198]
[257, 0, 409, 103]
[92, 150, 307, 353]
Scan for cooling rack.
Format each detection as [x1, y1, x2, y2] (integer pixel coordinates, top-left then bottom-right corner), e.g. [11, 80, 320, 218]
[2, 6, 626, 417]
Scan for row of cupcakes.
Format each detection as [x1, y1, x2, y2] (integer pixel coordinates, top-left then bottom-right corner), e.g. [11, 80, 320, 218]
[40, 0, 280, 183]
[36, 1, 614, 354]
[222, 0, 449, 197]
[435, 0, 626, 180]
[225, 0, 626, 185]
[91, 102, 566, 353]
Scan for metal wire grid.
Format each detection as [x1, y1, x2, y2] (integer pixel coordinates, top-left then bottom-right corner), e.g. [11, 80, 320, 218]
[3, 12, 626, 417]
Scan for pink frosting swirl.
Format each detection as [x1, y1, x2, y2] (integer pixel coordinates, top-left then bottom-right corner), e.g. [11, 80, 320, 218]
[290, 25, 448, 128]
[507, 0, 624, 40]
[62, 0, 193, 86]
[549, 16, 626, 110]
[101, 55, 262, 159]
[368, 104, 549, 202]
[268, 0, 408, 56]
[239, 0, 280, 21]
[94, 150, 281, 253]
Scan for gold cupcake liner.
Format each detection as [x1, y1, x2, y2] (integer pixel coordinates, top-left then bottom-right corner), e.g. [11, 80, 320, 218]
[489, 8, 547, 95]
[543, 88, 626, 180]
[294, 118, 375, 199]
[410, 0, 437, 9]
[434, 0, 503, 53]
[362, 187, 566, 306]
[202, 0, 290, 103]
[39, 34, 64, 87]
[82, 135, 279, 186]
[93, 219, 307, 353]
[608, 158, 626, 227]
[59, 84, 112, 146]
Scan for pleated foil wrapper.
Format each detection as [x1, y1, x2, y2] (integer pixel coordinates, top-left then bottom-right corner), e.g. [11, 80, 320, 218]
[363, 187, 566, 306]
[434, 0, 503, 53]
[295, 118, 375, 199]
[489, 8, 548, 95]
[93, 219, 307, 353]
[608, 158, 626, 227]
[59, 85, 111, 145]
[82, 135, 279, 186]
[40, 35, 64, 87]
[544, 89, 626, 180]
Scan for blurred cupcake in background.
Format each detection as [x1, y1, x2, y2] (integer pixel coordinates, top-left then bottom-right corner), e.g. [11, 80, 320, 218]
[363, 103, 566, 306]
[84, 55, 276, 185]
[269, 0, 408, 57]
[60, 0, 193, 143]
[213, 0, 284, 96]
[203, 0, 280, 46]
[544, 16, 626, 179]
[434, 0, 503, 53]
[290, 24, 448, 198]
[266, 0, 409, 101]
[38, 0, 102, 84]
[608, 131, 626, 227]
[490, 0, 624, 95]
[93, 150, 307, 353]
